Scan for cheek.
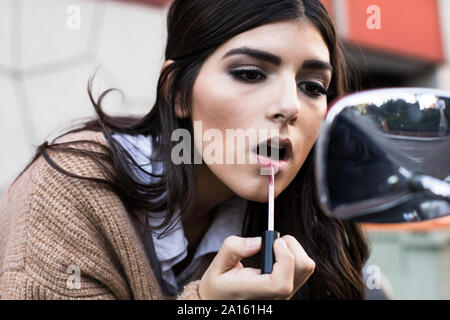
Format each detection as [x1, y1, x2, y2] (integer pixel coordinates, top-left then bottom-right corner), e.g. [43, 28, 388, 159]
[300, 102, 327, 141]
[191, 75, 242, 129]
[289, 103, 326, 171]
[190, 74, 249, 162]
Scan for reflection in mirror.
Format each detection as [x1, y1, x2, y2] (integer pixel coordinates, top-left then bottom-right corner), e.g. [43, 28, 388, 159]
[327, 114, 403, 209]
[316, 88, 450, 224]
[345, 94, 449, 178]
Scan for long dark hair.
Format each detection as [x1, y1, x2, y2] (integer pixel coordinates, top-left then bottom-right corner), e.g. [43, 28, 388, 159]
[15, 0, 368, 299]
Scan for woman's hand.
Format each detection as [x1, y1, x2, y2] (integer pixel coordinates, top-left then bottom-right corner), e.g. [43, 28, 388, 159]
[198, 235, 315, 300]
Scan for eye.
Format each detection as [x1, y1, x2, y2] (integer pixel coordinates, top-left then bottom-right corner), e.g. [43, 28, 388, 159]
[229, 68, 266, 83]
[298, 81, 328, 98]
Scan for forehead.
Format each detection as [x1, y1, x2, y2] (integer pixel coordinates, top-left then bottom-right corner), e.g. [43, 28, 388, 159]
[213, 19, 330, 66]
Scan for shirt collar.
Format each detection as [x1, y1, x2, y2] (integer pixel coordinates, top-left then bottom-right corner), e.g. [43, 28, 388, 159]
[148, 193, 247, 268]
[193, 194, 248, 260]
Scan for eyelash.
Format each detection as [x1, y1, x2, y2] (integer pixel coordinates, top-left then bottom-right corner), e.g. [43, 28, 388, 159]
[229, 68, 329, 98]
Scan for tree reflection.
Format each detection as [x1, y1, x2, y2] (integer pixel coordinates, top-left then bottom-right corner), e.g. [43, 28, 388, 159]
[362, 97, 450, 137]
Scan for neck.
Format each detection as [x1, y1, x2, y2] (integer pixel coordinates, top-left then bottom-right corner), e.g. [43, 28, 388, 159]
[180, 163, 234, 250]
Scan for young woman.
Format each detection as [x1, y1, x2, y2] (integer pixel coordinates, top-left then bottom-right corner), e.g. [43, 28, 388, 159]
[0, 0, 368, 299]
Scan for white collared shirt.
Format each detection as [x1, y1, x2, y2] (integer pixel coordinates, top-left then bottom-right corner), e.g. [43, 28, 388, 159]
[112, 133, 248, 294]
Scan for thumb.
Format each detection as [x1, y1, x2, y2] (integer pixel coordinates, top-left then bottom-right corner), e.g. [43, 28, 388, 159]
[212, 236, 261, 273]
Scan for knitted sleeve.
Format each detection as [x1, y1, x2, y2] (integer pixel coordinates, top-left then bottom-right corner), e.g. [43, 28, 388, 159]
[0, 159, 122, 298]
[0, 131, 162, 300]
[177, 280, 202, 300]
[176, 252, 217, 299]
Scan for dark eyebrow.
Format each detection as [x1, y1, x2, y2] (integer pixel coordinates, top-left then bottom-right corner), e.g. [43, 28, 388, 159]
[222, 46, 333, 74]
[223, 47, 282, 66]
[302, 59, 333, 74]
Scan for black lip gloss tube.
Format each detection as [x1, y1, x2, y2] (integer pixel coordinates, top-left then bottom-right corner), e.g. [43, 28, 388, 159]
[261, 230, 280, 274]
[261, 166, 279, 274]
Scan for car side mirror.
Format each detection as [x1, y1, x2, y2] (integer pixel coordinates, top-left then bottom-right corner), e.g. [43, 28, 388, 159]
[315, 88, 450, 223]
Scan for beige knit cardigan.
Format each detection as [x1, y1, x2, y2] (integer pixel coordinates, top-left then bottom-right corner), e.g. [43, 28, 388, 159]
[0, 130, 208, 299]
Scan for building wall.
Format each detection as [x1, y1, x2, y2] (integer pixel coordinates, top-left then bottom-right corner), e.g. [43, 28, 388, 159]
[330, 0, 449, 90]
[436, 0, 450, 91]
[0, 0, 169, 194]
[345, 0, 443, 63]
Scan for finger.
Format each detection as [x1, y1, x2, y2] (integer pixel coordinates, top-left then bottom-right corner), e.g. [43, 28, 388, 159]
[218, 268, 278, 300]
[269, 238, 295, 296]
[212, 235, 261, 273]
[282, 235, 316, 289]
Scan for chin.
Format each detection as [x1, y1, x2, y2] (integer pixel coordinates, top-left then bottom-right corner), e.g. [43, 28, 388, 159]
[239, 192, 268, 203]
[231, 183, 270, 203]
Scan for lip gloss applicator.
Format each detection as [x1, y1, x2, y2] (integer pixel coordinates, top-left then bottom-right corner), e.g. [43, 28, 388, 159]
[261, 166, 280, 274]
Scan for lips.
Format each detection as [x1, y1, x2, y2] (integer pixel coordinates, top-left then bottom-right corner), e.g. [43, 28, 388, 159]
[254, 136, 293, 161]
[252, 136, 293, 173]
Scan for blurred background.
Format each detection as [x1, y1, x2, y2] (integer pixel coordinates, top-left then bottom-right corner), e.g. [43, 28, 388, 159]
[0, 0, 449, 299]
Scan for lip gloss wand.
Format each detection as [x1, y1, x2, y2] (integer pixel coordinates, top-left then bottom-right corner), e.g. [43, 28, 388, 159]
[261, 166, 280, 274]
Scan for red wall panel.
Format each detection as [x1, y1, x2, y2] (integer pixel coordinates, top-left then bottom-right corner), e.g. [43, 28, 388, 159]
[345, 0, 443, 62]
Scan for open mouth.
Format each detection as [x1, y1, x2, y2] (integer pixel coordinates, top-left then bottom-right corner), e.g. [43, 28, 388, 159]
[254, 137, 293, 162]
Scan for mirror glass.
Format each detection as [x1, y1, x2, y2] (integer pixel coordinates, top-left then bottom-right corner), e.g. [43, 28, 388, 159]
[316, 88, 450, 223]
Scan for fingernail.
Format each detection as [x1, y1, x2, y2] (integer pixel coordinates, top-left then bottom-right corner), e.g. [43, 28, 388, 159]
[278, 238, 287, 248]
[246, 237, 261, 248]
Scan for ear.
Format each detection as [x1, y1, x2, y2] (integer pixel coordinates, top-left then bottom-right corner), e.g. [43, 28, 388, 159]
[161, 59, 190, 119]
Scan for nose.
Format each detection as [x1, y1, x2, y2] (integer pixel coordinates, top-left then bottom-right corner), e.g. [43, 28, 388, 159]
[267, 75, 300, 125]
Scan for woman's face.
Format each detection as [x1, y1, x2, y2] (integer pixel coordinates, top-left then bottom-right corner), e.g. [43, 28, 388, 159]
[185, 19, 332, 202]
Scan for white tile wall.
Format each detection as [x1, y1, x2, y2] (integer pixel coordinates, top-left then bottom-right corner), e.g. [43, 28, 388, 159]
[0, 0, 169, 195]
[0, 76, 33, 193]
